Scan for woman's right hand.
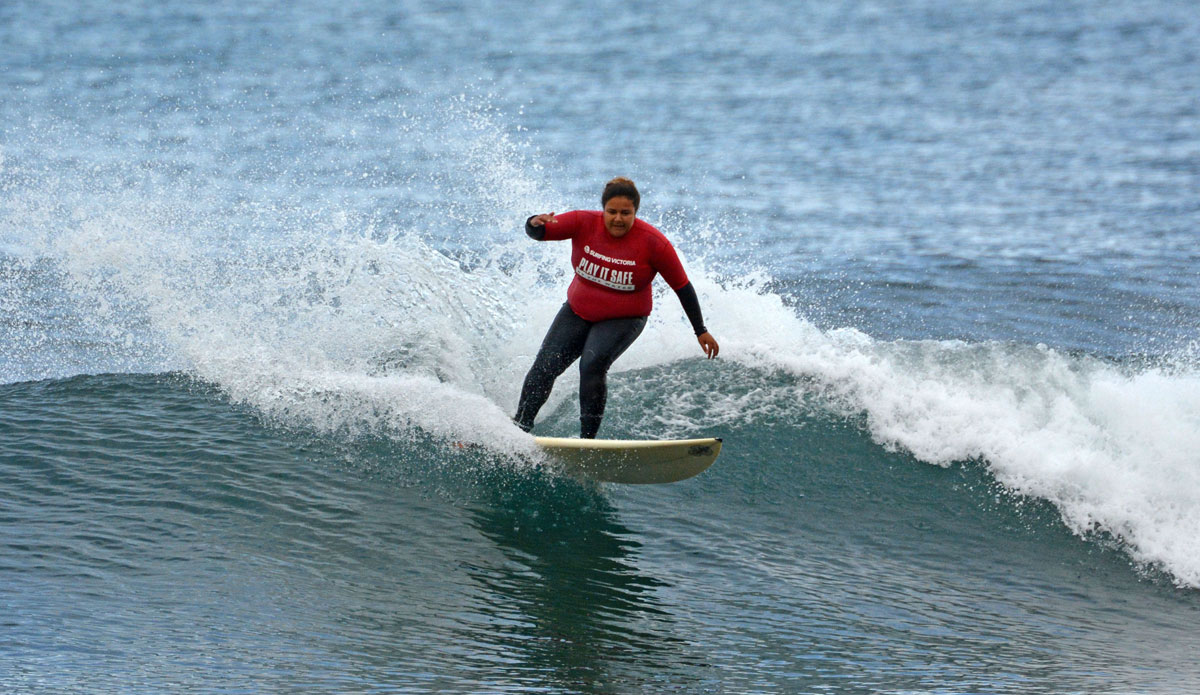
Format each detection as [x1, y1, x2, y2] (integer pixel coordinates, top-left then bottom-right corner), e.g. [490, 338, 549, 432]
[529, 213, 557, 227]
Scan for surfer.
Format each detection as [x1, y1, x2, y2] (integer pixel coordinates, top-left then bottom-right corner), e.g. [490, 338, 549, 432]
[514, 177, 719, 438]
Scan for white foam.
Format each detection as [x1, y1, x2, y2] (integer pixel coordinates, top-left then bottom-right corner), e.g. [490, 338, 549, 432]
[721, 310, 1200, 587]
[6, 106, 1200, 588]
[597, 229, 1200, 587]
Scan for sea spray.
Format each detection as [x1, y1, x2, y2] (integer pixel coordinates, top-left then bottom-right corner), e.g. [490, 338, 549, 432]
[4, 99, 1200, 588]
[721, 317, 1200, 587]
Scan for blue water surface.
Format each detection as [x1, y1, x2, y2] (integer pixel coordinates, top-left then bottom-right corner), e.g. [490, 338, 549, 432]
[2, 1, 1199, 693]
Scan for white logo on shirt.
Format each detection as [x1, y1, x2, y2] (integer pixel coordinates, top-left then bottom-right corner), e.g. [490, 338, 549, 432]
[576, 254, 635, 291]
[583, 245, 636, 266]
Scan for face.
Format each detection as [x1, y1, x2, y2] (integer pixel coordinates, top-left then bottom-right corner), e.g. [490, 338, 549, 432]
[603, 196, 637, 238]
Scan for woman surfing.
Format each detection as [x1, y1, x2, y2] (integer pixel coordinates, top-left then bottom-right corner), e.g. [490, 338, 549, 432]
[514, 177, 719, 439]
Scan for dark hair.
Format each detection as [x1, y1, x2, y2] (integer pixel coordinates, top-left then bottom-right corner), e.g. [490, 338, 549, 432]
[601, 177, 640, 210]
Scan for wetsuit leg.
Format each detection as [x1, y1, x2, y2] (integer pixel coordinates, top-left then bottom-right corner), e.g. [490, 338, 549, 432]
[513, 304, 590, 432]
[578, 316, 647, 439]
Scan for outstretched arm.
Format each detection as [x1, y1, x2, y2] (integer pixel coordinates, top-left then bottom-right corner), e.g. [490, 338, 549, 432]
[675, 282, 719, 359]
[524, 213, 557, 240]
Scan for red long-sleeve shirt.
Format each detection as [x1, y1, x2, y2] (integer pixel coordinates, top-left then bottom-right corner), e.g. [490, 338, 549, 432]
[536, 210, 690, 322]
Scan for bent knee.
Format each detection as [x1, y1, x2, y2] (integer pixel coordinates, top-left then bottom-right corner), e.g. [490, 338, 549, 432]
[578, 356, 612, 381]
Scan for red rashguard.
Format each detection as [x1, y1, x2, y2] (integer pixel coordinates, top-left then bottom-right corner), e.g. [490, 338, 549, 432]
[539, 210, 690, 322]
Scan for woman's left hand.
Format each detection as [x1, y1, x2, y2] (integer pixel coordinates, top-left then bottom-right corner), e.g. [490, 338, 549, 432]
[697, 332, 719, 359]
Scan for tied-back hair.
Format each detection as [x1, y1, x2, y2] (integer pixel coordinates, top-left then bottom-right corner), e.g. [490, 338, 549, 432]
[601, 177, 640, 210]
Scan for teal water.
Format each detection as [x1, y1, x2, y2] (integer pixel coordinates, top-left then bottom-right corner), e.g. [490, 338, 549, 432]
[3, 0, 1200, 692]
[3, 374, 1198, 693]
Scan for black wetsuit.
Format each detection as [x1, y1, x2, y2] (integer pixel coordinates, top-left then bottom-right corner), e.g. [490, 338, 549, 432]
[514, 303, 647, 439]
[515, 216, 706, 439]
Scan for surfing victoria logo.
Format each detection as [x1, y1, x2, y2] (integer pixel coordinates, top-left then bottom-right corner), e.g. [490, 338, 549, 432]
[576, 245, 636, 291]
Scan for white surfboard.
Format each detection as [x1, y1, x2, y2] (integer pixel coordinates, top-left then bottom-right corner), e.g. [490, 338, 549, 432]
[534, 436, 723, 484]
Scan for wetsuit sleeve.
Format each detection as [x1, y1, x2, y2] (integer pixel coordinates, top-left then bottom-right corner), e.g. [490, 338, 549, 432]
[674, 282, 707, 335]
[524, 216, 546, 240]
[525, 210, 582, 241]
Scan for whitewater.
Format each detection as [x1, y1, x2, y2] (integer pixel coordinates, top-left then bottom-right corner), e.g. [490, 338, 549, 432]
[3, 1, 1199, 692]
[4, 111, 1198, 589]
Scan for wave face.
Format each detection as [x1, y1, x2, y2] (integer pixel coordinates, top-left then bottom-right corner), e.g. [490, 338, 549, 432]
[3, 372, 1200, 693]
[2, 0, 1199, 691]
[3, 152, 1198, 589]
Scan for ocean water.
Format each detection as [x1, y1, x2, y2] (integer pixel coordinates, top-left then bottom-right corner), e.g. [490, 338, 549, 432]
[2, 0, 1199, 692]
